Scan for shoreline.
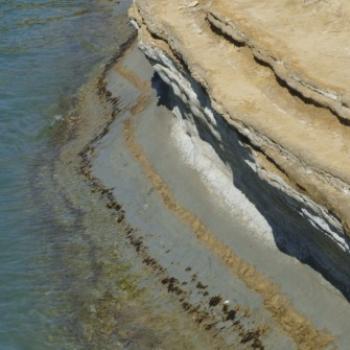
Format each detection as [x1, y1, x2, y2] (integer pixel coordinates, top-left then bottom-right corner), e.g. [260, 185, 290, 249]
[52, 33, 228, 349]
[51, 4, 350, 349]
[87, 41, 349, 348]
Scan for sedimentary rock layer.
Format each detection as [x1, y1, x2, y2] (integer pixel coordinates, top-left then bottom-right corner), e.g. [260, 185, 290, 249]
[129, 0, 350, 347]
[129, 0, 350, 240]
[207, 0, 350, 121]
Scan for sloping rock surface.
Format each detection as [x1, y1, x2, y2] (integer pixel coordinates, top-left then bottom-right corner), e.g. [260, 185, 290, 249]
[130, 0, 350, 236]
[129, 0, 350, 348]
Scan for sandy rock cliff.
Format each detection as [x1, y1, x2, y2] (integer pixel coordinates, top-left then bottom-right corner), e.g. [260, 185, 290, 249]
[129, 0, 350, 306]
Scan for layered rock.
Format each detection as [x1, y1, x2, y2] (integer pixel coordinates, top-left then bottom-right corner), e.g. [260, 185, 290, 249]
[207, 0, 350, 121]
[128, 0, 350, 339]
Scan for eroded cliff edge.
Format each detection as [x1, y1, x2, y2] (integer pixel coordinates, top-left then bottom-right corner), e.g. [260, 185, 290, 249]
[126, 0, 350, 344]
[128, 0, 350, 347]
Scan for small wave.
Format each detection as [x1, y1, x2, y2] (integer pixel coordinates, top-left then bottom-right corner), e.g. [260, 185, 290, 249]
[15, 15, 67, 29]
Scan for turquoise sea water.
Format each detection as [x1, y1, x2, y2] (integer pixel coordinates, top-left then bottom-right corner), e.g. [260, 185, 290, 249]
[0, 1, 129, 348]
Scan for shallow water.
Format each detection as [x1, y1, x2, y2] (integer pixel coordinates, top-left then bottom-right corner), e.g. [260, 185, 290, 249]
[0, 1, 131, 348]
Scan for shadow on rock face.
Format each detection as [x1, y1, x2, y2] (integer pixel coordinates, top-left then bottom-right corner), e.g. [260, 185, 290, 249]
[151, 71, 350, 301]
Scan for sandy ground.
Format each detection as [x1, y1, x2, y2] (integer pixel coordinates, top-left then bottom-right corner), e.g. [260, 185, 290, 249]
[89, 43, 350, 349]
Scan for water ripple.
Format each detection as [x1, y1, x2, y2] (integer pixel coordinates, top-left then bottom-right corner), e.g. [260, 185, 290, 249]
[0, 1, 130, 349]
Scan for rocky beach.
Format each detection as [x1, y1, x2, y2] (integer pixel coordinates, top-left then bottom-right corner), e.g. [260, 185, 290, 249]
[54, 0, 350, 348]
[3, 0, 350, 349]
